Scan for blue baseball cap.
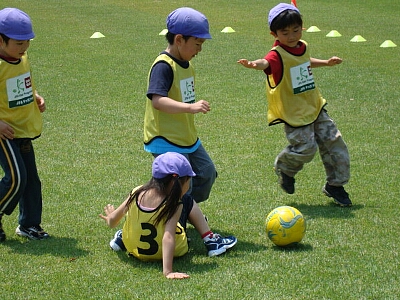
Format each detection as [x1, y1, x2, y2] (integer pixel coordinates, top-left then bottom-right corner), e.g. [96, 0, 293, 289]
[152, 152, 196, 179]
[0, 8, 35, 40]
[268, 3, 300, 27]
[167, 7, 211, 39]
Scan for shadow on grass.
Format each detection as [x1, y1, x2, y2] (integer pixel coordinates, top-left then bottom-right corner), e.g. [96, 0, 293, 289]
[286, 202, 364, 220]
[186, 226, 266, 250]
[110, 226, 261, 276]
[111, 245, 221, 276]
[1, 236, 89, 258]
[270, 242, 314, 252]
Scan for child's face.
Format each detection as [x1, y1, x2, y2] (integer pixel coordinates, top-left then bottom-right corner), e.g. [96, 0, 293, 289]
[271, 24, 302, 48]
[176, 36, 206, 61]
[0, 38, 30, 60]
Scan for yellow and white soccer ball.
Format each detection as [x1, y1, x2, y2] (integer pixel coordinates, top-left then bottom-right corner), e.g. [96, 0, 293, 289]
[265, 206, 306, 246]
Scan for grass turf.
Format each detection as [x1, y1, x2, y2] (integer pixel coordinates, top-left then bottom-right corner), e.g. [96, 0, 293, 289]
[0, 0, 399, 299]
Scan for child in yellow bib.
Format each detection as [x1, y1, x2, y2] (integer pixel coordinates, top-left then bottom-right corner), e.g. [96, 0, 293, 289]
[144, 7, 217, 204]
[238, 3, 352, 206]
[0, 8, 49, 241]
[100, 152, 237, 279]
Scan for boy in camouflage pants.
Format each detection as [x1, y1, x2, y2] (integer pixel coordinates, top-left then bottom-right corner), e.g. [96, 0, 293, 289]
[238, 3, 351, 206]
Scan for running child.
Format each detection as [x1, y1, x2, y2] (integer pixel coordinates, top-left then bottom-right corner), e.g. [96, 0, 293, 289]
[237, 3, 351, 206]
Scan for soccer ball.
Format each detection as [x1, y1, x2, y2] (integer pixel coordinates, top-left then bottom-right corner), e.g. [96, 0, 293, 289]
[265, 206, 306, 246]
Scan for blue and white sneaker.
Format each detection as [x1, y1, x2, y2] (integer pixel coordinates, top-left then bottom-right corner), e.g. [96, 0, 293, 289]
[109, 229, 126, 251]
[204, 234, 237, 257]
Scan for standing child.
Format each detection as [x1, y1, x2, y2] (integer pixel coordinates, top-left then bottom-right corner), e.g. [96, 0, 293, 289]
[144, 7, 217, 203]
[0, 8, 49, 241]
[237, 3, 352, 206]
[99, 152, 237, 279]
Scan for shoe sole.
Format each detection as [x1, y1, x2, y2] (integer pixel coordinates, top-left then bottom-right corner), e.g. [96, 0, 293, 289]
[16, 230, 41, 240]
[280, 184, 295, 194]
[208, 248, 227, 257]
[109, 242, 122, 251]
[323, 188, 352, 207]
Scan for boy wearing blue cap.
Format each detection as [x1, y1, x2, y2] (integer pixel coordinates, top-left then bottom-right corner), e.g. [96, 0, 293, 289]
[144, 7, 217, 204]
[0, 8, 49, 241]
[100, 152, 237, 279]
[238, 3, 351, 206]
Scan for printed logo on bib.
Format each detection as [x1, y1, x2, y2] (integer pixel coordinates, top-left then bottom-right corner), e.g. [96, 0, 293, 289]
[6, 72, 34, 108]
[290, 62, 315, 94]
[180, 77, 195, 104]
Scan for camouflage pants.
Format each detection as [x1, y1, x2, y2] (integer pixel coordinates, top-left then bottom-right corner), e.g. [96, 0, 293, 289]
[274, 110, 350, 186]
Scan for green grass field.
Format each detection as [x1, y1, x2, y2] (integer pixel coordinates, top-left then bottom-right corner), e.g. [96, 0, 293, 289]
[0, 0, 399, 299]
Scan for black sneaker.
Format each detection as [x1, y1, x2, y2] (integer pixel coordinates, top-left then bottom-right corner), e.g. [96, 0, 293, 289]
[277, 170, 295, 194]
[323, 183, 352, 207]
[16, 225, 50, 240]
[0, 221, 5, 242]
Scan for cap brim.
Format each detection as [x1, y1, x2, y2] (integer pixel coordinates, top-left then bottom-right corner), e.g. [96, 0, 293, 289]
[194, 33, 212, 39]
[7, 33, 35, 40]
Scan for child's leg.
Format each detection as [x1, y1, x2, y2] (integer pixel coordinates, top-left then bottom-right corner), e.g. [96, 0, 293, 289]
[274, 124, 318, 177]
[188, 199, 237, 257]
[314, 110, 350, 186]
[185, 145, 217, 203]
[187, 200, 210, 236]
[0, 139, 27, 215]
[18, 140, 43, 227]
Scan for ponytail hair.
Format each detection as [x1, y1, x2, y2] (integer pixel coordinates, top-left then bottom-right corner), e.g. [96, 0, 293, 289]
[125, 175, 190, 226]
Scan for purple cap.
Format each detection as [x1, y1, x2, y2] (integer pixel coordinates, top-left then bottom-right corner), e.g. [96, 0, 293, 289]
[0, 8, 35, 40]
[268, 3, 300, 27]
[152, 152, 196, 179]
[167, 7, 211, 39]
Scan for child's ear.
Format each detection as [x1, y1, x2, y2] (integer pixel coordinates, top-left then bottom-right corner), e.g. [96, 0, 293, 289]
[270, 31, 278, 39]
[175, 34, 183, 45]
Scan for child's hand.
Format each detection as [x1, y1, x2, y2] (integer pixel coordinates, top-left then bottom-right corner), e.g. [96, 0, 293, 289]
[0, 120, 14, 140]
[327, 56, 342, 66]
[191, 100, 210, 114]
[165, 272, 190, 279]
[99, 204, 115, 223]
[35, 93, 46, 112]
[237, 59, 256, 68]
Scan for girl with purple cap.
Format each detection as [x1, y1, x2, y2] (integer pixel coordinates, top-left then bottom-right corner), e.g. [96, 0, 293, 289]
[100, 152, 237, 279]
[238, 3, 351, 207]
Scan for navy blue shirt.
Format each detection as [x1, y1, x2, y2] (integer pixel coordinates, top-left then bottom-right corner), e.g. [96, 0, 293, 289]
[146, 51, 190, 100]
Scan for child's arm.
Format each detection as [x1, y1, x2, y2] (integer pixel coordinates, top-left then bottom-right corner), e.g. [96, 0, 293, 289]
[99, 197, 130, 228]
[152, 95, 210, 114]
[310, 56, 342, 68]
[162, 206, 189, 279]
[237, 58, 270, 70]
